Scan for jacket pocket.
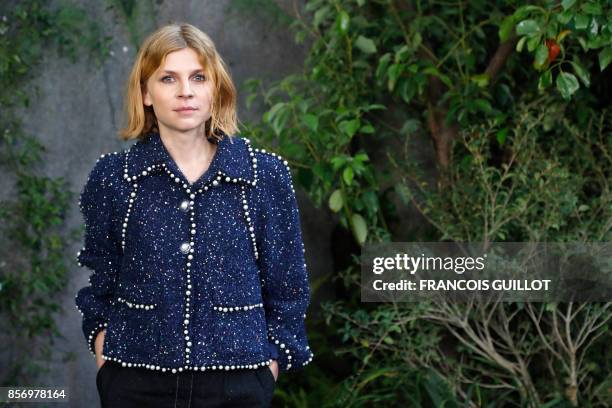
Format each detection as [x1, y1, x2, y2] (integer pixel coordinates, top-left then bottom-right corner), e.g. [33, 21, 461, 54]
[211, 293, 268, 362]
[106, 282, 161, 358]
[213, 301, 263, 313]
[115, 281, 160, 310]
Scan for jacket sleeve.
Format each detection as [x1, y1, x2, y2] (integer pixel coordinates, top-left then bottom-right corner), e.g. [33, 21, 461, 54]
[256, 156, 314, 373]
[74, 153, 122, 358]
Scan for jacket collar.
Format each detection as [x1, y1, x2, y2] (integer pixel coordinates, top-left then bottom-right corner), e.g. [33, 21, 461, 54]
[124, 131, 256, 189]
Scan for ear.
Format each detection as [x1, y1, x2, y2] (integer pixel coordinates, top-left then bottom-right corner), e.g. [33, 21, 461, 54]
[141, 82, 152, 107]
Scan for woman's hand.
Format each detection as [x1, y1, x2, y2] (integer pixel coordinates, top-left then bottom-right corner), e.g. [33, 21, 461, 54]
[269, 359, 279, 382]
[95, 329, 106, 369]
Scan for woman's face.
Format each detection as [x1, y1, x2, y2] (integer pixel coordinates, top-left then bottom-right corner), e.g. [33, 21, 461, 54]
[142, 47, 214, 135]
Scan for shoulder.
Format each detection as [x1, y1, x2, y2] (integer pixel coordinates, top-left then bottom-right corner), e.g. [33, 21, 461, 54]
[79, 149, 124, 208]
[85, 150, 125, 184]
[248, 142, 295, 194]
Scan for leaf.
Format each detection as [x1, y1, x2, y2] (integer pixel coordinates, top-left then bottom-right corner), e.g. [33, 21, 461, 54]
[245, 93, 258, 110]
[557, 10, 573, 24]
[474, 98, 493, 114]
[571, 61, 590, 87]
[338, 119, 360, 138]
[363, 104, 387, 112]
[438, 74, 453, 88]
[360, 124, 375, 134]
[538, 69, 552, 91]
[556, 29, 572, 43]
[421, 66, 438, 76]
[271, 107, 290, 136]
[512, 5, 543, 21]
[313, 5, 331, 28]
[376, 53, 391, 81]
[516, 36, 527, 52]
[496, 128, 508, 145]
[516, 19, 541, 37]
[351, 213, 368, 245]
[556, 72, 580, 100]
[421, 66, 452, 87]
[265, 102, 285, 123]
[527, 35, 541, 52]
[337, 11, 350, 34]
[534, 43, 549, 69]
[561, 0, 576, 10]
[362, 190, 379, 214]
[499, 15, 516, 42]
[331, 156, 347, 171]
[581, 2, 602, 15]
[355, 35, 377, 54]
[354, 152, 369, 162]
[470, 73, 489, 87]
[389, 324, 402, 333]
[574, 15, 589, 30]
[343, 166, 354, 185]
[599, 48, 612, 71]
[387, 63, 404, 91]
[303, 113, 319, 132]
[577, 36, 588, 51]
[399, 80, 415, 103]
[328, 189, 344, 212]
[589, 18, 599, 36]
[395, 44, 410, 62]
[383, 336, 394, 345]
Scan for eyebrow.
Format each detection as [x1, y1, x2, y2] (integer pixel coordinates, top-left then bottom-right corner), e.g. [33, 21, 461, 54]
[160, 69, 204, 75]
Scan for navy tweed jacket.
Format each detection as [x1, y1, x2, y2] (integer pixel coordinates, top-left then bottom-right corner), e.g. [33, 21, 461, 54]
[74, 131, 313, 374]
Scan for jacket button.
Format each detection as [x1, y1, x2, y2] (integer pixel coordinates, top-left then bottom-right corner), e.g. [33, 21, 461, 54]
[180, 242, 191, 254]
[179, 200, 190, 212]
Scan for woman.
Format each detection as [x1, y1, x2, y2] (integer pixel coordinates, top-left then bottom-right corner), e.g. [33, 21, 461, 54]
[74, 22, 313, 407]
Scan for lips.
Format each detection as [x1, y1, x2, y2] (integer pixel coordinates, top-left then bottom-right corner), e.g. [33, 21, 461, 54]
[175, 107, 198, 111]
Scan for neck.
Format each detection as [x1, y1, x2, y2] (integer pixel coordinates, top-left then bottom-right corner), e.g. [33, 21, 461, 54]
[158, 126, 216, 165]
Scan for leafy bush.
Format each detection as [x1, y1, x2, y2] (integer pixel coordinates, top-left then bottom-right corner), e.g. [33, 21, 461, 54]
[239, 0, 611, 406]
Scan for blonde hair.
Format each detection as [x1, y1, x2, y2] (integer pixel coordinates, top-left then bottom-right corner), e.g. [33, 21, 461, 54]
[119, 22, 239, 142]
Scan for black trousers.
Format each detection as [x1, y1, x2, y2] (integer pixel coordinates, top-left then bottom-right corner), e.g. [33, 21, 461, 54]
[96, 360, 276, 407]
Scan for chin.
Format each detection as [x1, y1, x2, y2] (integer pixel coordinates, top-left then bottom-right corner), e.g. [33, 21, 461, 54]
[159, 116, 208, 131]
[173, 123, 208, 132]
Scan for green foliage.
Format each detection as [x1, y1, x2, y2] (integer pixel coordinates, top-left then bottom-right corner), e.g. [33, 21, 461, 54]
[242, 0, 611, 246]
[507, 1, 612, 99]
[237, 0, 611, 406]
[0, 0, 112, 109]
[0, 0, 111, 385]
[395, 97, 611, 242]
[105, 0, 160, 50]
[241, 0, 611, 245]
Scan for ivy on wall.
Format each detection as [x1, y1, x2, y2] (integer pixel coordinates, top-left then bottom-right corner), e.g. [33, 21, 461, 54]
[106, 0, 161, 51]
[0, 0, 111, 384]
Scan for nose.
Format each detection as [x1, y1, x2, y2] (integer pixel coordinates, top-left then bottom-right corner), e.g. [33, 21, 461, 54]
[178, 79, 193, 98]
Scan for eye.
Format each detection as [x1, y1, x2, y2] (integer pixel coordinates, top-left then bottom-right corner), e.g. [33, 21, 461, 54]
[194, 74, 205, 81]
[161, 75, 174, 83]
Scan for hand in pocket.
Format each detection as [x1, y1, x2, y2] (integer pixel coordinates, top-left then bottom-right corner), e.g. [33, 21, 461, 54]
[268, 360, 278, 382]
[95, 330, 106, 369]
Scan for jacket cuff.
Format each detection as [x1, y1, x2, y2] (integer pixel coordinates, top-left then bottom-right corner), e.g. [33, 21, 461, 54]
[267, 329, 314, 373]
[84, 320, 107, 358]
